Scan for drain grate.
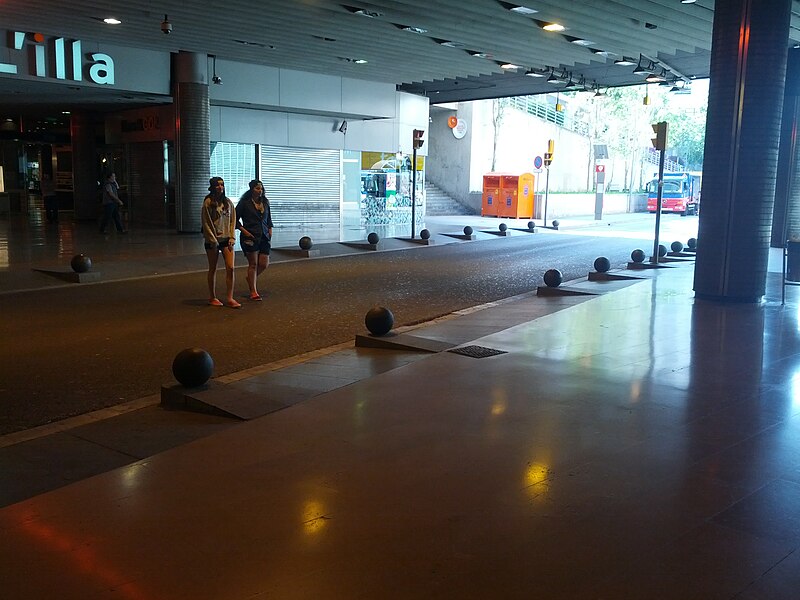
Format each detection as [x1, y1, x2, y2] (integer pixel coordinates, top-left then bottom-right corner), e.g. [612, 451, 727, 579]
[447, 345, 508, 358]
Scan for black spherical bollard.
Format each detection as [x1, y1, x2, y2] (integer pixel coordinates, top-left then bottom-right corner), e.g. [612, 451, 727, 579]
[420, 229, 431, 240]
[687, 237, 697, 249]
[527, 221, 535, 230]
[671, 241, 684, 253]
[499, 222, 508, 232]
[70, 254, 92, 273]
[172, 348, 214, 388]
[299, 236, 313, 250]
[594, 256, 611, 273]
[631, 249, 646, 263]
[463, 225, 473, 236]
[552, 220, 560, 228]
[364, 306, 394, 336]
[367, 232, 380, 245]
[543, 268, 563, 288]
[658, 244, 668, 257]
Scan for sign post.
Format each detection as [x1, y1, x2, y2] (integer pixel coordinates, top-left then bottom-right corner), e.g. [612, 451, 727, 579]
[650, 122, 668, 263]
[411, 129, 424, 238]
[594, 163, 606, 220]
[543, 140, 554, 226]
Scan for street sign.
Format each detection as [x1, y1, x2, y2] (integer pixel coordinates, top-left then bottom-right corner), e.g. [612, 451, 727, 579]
[533, 155, 543, 169]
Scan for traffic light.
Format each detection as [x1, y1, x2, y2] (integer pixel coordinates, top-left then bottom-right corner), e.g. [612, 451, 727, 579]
[413, 129, 425, 149]
[544, 139, 555, 166]
[651, 121, 667, 151]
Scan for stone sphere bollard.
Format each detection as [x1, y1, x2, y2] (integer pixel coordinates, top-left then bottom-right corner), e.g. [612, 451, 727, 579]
[527, 221, 535, 231]
[367, 232, 380, 245]
[463, 226, 473, 236]
[70, 254, 92, 273]
[499, 223, 508, 232]
[594, 257, 611, 273]
[420, 229, 431, 240]
[365, 306, 394, 336]
[687, 237, 697, 249]
[631, 249, 646, 263]
[299, 236, 313, 250]
[671, 241, 684, 253]
[172, 348, 214, 388]
[658, 244, 668, 257]
[543, 268, 563, 287]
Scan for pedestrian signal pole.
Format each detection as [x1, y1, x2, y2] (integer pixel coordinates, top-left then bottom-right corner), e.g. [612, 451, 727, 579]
[543, 139, 554, 225]
[650, 122, 668, 263]
[411, 129, 424, 238]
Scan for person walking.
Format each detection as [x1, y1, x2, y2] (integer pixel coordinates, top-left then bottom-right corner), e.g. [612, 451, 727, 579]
[99, 172, 127, 234]
[201, 176, 240, 308]
[41, 173, 58, 223]
[236, 179, 274, 301]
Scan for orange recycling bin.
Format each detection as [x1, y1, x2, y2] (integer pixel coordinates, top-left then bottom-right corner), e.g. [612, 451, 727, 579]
[497, 173, 535, 218]
[482, 174, 502, 217]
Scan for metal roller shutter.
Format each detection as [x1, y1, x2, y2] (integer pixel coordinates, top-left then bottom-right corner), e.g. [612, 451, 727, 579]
[260, 146, 341, 227]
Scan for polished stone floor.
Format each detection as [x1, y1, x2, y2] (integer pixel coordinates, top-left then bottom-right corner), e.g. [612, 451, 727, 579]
[3, 248, 800, 598]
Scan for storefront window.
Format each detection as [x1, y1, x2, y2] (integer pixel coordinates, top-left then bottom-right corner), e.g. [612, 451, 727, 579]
[360, 151, 424, 226]
[210, 142, 255, 202]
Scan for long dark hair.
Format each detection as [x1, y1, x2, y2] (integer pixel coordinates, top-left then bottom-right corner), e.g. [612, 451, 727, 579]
[207, 176, 230, 210]
[240, 179, 265, 203]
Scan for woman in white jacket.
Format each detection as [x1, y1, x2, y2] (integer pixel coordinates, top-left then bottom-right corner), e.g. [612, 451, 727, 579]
[201, 176, 241, 308]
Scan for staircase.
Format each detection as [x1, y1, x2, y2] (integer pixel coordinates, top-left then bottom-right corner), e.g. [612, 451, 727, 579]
[424, 181, 476, 216]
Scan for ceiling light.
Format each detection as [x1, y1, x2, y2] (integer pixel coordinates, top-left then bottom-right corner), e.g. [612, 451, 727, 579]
[680, 0, 697, 4]
[344, 6, 383, 18]
[353, 59, 368, 64]
[614, 57, 637, 66]
[399, 25, 427, 34]
[646, 71, 665, 82]
[499, 2, 538, 15]
[437, 39, 466, 48]
[633, 55, 654, 75]
[568, 38, 594, 46]
[592, 49, 615, 57]
[103, 17, 121, 25]
[524, 68, 545, 77]
[500, 63, 522, 70]
[470, 51, 494, 59]
[546, 69, 564, 83]
[542, 22, 565, 32]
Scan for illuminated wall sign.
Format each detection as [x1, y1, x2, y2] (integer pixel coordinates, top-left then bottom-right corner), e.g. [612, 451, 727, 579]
[0, 31, 115, 85]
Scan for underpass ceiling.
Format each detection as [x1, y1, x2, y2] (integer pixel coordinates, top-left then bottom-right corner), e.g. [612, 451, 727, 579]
[1, 0, 800, 110]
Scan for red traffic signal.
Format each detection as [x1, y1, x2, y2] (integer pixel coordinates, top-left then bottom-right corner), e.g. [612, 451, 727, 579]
[413, 129, 425, 149]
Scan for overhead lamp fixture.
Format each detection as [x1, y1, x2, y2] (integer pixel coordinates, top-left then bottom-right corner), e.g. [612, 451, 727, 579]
[546, 68, 562, 83]
[565, 36, 594, 46]
[633, 55, 654, 75]
[614, 57, 637, 66]
[541, 22, 566, 32]
[524, 68, 545, 77]
[680, 0, 697, 4]
[592, 49, 614, 57]
[470, 51, 494, 59]
[498, 2, 538, 15]
[499, 62, 522, 70]
[103, 17, 121, 25]
[594, 85, 607, 98]
[160, 14, 172, 34]
[396, 24, 427, 34]
[436, 39, 467, 48]
[645, 69, 666, 82]
[343, 6, 383, 18]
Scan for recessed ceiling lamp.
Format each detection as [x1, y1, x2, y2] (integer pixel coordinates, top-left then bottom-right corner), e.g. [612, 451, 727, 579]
[541, 22, 566, 32]
[566, 37, 594, 46]
[499, 63, 522, 70]
[592, 49, 615, 57]
[343, 6, 383, 18]
[103, 17, 121, 25]
[614, 57, 637, 66]
[470, 51, 494, 59]
[498, 2, 538, 15]
[524, 68, 545, 77]
[680, 0, 697, 4]
[397, 25, 427, 34]
[436, 39, 467, 48]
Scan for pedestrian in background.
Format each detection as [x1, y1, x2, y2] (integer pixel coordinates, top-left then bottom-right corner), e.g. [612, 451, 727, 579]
[41, 173, 58, 223]
[201, 176, 240, 308]
[236, 179, 274, 301]
[99, 172, 127, 234]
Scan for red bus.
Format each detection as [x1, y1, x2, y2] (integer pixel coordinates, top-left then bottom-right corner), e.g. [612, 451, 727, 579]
[646, 171, 701, 216]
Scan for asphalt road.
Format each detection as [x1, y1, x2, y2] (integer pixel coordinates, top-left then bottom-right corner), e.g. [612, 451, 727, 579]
[0, 230, 666, 434]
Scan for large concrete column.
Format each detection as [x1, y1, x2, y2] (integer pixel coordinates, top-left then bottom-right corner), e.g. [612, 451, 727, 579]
[694, 0, 792, 302]
[70, 111, 98, 221]
[172, 51, 209, 233]
[772, 49, 800, 245]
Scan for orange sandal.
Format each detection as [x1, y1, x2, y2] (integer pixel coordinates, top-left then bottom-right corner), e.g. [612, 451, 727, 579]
[225, 299, 242, 309]
[250, 292, 262, 301]
[208, 298, 223, 307]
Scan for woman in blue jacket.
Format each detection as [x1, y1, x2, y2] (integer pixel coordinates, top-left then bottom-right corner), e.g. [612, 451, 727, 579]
[236, 179, 274, 301]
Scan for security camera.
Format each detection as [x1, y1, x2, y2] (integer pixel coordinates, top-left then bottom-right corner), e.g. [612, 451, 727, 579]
[212, 75, 222, 85]
[161, 15, 172, 34]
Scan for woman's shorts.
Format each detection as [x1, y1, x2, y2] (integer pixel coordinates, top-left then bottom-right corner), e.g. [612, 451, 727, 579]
[204, 237, 231, 252]
[241, 236, 271, 255]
